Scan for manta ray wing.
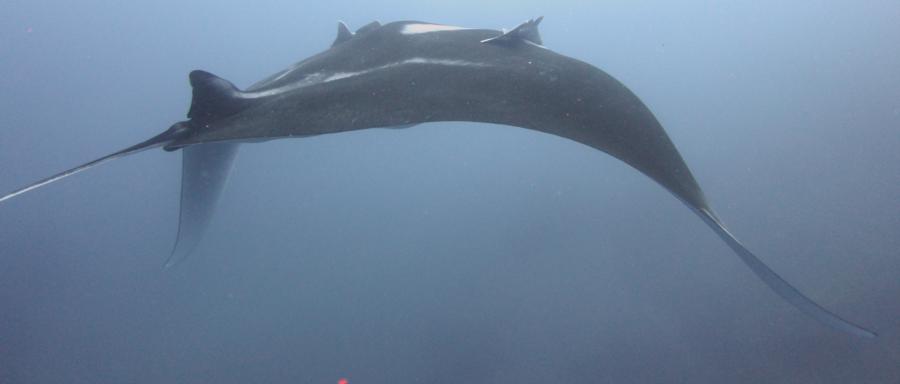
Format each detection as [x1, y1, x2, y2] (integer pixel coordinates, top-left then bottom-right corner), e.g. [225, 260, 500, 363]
[165, 143, 240, 268]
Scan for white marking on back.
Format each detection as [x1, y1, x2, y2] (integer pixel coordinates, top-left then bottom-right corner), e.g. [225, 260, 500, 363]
[401, 23, 469, 35]
[524, 40, 548, 50]
[322, 58, 486, 83]
[245, 57, 489, 98]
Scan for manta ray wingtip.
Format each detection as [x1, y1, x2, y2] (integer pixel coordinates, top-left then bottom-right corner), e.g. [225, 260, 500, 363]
[694, 207, 877, 338]
[163, 240, 191, 270]
[162, 143, 240, 270]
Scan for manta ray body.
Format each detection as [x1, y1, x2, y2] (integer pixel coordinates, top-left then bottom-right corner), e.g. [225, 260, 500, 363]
[0, 19, 875, 338]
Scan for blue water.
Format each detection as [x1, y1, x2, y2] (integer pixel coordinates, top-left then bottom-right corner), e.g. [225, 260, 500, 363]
[1, 1, 899, 383]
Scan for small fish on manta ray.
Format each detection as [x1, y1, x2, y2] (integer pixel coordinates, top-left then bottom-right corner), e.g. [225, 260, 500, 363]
[0, 18, 876, 338]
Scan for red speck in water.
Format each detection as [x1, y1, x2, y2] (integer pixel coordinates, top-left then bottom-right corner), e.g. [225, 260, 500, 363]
[26, 27, 33, 33]
[338, 379, 349, 384]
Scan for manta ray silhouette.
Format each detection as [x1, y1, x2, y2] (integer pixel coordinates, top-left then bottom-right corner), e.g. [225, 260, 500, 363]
[0, 18, 876, 338]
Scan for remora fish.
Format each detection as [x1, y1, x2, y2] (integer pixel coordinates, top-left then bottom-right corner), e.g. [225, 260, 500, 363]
[0, 19, 876, 338]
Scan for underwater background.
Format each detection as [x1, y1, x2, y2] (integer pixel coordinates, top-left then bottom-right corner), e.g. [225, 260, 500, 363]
[1, 0, 898, 383]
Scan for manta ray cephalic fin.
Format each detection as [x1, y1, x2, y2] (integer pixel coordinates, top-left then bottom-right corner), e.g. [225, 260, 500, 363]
[354, 21, 382, 35]
[332, 21, 354, 46]
[482, 17, 544, 46]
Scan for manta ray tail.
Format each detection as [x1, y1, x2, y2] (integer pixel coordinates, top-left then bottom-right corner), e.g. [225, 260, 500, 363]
[693, 206, 877, 338]
[164, 142, 239, 268]
[0, 125, 188, 204]
[2, 70, 247, 268]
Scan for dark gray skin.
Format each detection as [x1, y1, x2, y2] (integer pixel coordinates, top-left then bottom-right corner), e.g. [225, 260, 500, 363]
[176, 21, 703, 210]
[0, 19, 875, 338]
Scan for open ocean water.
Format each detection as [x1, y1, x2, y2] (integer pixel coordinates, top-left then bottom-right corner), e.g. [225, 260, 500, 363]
[1, 1, 898, 383]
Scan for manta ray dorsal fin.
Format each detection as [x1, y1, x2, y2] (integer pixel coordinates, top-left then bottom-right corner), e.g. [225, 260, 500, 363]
[355, 21, 382, 35]
[332, 21, 353, 47]
[482, 16, 544, 46]
[187, 70, 252, 123]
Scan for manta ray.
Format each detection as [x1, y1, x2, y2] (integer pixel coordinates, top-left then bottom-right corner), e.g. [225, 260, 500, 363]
[0, 18, 875, 338]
